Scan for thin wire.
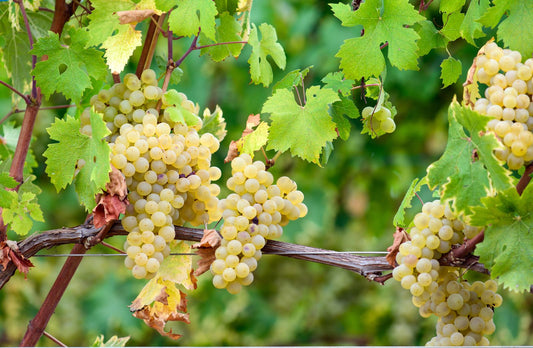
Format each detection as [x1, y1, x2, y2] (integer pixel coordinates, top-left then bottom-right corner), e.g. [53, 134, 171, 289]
[32, 251, 389, 257]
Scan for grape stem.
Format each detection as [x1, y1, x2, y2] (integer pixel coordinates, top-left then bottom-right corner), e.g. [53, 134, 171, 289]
[0, 80, 31, 104]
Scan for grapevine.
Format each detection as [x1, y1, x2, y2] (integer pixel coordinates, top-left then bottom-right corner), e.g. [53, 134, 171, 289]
[0, 0, 533, 346]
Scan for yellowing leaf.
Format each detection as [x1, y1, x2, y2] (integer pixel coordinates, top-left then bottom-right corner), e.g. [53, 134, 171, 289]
[157, 240, 197, 290]
[101, 25, 142, 74]
[241, 121, 269, 155]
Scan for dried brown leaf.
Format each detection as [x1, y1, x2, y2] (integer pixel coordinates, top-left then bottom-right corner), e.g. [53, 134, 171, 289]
[132, 306, 188, 340]
[242, 114, 261, 137]
[116, 9, 155, 25]
[192, 229, 221, 249]
[0, 241, 33, 275]
[93, 195, 129, 228]
[106, 166, 128, 199]
[224, 140, 240, 163]
[386, 227, 409, 267]
[192, 229, 221, 276]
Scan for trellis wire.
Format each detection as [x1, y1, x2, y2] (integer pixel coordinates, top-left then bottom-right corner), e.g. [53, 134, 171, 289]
[32, 250, 389, 257]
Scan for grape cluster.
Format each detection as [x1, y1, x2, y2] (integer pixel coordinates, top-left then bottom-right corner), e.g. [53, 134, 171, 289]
[210, 154, 307, 294]
[85, 70, 222, 279]
[393, 200, 501, 346]
[362, 106, 396, 134]
[473, 42, 533, 169]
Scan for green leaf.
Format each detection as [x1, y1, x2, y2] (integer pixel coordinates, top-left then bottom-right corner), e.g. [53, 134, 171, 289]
[0, 19, 32, 104]
[470, 185, 533, 292]
[199, 12, 243, 62]
[322, 72, 354, 97]
[427, 101, 514, 214]
[263, 86, 340, 163]
[414, 20, 447, 56]
[460, 0, 489, 45]
[330, 95, 360, 141]
[273, 66, 312, 92]
[86, 0, 134, 47]
[241, 122, 269, 155]
[168, 0, 218, 40]
[0, 171, 18, 189]
[319, 141, 334, 167]
[92, 335, 130, 347]
[43, 110, 111, 210]
[478, 0, 533, 58]
[248, 23, 286, 87]
[440, 56, 462, 88]
[162, 91, 201, 127]
[199, 105, 227, 141]
[2, 191, 44, 236]
[214, 0, 238, 14]
[440, 12, 465, 41]
[331, 0, 425, 80]
[393, 177, 428, 228]
[32, 29, 107, 104]
[440, 0, 466, 13]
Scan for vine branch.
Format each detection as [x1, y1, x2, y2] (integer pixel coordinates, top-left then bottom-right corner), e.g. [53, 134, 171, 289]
[0, 80, 31, 104]
[0, 222, 490, 290]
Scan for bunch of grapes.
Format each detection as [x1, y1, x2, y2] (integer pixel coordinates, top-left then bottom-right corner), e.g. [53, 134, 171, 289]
[362, 106, 396, 134]
[392, 200, 501, 346]
[210, 153, 307, 294]
[473, 42, 533, 169]
[84, 69, 222, 279]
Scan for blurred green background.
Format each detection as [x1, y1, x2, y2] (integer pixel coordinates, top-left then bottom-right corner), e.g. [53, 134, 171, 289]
[1, 0, 533, 346]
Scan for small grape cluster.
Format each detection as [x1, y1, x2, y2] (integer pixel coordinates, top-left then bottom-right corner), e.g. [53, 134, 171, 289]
[362, 106, 396, 134]
[210, 154, 307, 294]
[393, 200, 501, 346]
[84, 70, 222, 279]
[473, 42, 533, 169]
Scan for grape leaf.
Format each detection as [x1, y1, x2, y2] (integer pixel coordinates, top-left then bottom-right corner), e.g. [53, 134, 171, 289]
[241, 121, 269, 155]
[86, 0, 135, 47]
[0, 18, 32, 105]
[470, 184, 533, 292]
[214, 0, 238, 14]
[322, 72, 354, 97]
[43, 110, 111, 210]
[101, 24, 142, 74]
[440, 12, 465, 41]
[440, 56, 462, 88]
[330, 96, 360, 141]
[248, 23, 286, 87]
[414, 20, 447, 56]
[478, 0, 533, 58]
[262, 86, 339, 163]
[199, 105, 227, 141]
[162, 90, 201, 127]
[200, 12, 243, 62]
[393, 176, 428, 228]
[331, 0, 424, 80]
[0, 172, 17, 189]
[460, 0, 489, 45]
[427, 101, 514, 214]
[440, 0, 466, 13]
[319, 141, 334, 167]
[31, 28, 107, 104]
[1, 191, 43, 236]
[168, 0, 218, 41]
[273, 66, 312, 92]
[130, 241, 195, 339]
[92, 335, 130, 347]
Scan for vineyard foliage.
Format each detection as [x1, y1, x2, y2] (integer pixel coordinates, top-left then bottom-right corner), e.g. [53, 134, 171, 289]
[0, 0, 533, 346]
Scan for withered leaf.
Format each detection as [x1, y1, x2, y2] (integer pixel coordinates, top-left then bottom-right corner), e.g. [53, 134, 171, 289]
[116, 10, 155, 25]
[106, 166, 128, 199]
[386, 227, 409, 267]
[224, 140, 240, 163]
[93, 194, 128, 228]
[192, 229, 221, 276]
[132, 306, 189, 340]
